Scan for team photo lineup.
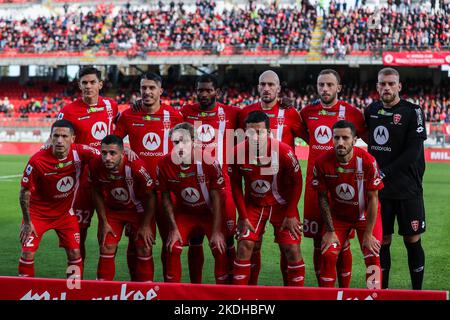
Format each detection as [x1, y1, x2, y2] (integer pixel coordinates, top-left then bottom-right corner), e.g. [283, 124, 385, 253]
[0, 0, 448, 298]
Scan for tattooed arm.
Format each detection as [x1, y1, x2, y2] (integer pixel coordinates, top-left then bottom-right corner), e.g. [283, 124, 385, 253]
[19, 187, 37, 246]
[318, 191, 340, 254]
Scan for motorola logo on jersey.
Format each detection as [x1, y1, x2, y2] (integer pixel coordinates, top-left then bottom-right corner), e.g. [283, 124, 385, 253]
[336, 183, 355, 201]
[314, 126, 332, 144]
[373, 126, 389, 145]
[142, 132, 161, 151]
[56, 176, 74, 193]
[197, 124, 215, 143]
[91, 122, 108, 140]
[111, 188, 129, 201]
[181, 187, 201, 203]
[251, 180, 271, 194]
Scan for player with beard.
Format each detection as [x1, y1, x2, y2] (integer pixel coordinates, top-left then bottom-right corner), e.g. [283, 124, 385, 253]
[313, 121, 383, 289]
[239, 70, 303, 285]
[115, 72, 183, 280]
[364, 68, 427, 290]
[180, 74, 240, 284]
[299, 69, 367, 287]
[157, 123, 228, 284]
[56, 67, 119, 268]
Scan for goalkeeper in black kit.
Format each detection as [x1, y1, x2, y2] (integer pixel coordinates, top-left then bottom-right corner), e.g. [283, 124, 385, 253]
[364, 68, 427, 290]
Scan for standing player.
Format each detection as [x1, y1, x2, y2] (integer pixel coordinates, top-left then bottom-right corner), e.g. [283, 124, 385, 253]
[230, 111, 305, 287]
[19, 120, 100, 278]
[365, 68, 427, 290]
[114, 72, 183, 280]
[180, 74, 240, 283]
[157, 122, 228, 284]
[89, 135, 156, 282]
[299, 69, 367, 287]
[313, 120, 383, 289]
[57, 67, 119, 264]
[238, 70, 303, 285]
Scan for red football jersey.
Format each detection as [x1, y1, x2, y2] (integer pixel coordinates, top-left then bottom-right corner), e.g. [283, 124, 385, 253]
[57, 96, 119, 149]
[229, 138, 302, 216]
[239, 102, 302, 149]
[181, 102, 240, 168]
[114, 104, 183, 177]
[300, 100, 367, 178]
[156, 154, 225, 213]
[21, 144, 101, 218]
[312, 147, 384, 222]
[89, 155, 154, 213]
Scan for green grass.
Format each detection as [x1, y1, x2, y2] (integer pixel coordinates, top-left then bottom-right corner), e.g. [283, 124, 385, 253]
[0, 155, 449, 290]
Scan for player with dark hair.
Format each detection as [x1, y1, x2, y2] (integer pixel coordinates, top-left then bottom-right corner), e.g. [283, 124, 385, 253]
[299, 69, 367, 287]
[114, 71, 183, 280]
[230, 111, 305, 286]
[364, 68, 427, 290]
[19, 120, 100, 278]
[180, 74, 240, 284]
[89, 135, 156, 282]
[238, 70, 303, 285]
[313, 120, 383, 289]
[56, 66, 119, 266]
[156, 122, 228, 284]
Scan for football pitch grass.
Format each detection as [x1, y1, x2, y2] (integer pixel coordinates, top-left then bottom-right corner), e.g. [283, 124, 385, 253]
[0, 155, 449, 291]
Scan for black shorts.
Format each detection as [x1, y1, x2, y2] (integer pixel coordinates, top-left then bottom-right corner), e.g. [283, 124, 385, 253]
[380, 197, 426, 236]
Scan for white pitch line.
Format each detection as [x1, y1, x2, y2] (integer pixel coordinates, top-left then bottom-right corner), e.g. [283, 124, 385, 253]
[0, 174, 22, 179]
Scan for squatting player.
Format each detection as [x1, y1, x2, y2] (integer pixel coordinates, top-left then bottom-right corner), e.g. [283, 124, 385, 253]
[230, 111, 305, 286]
[299, 69, 367, 287]
[157, 123, 228, 284]
[365, 68, 427, 290]
[89, 135, 156, 282]
[313, 120, 383, 289]
[19, 120, 100, 278]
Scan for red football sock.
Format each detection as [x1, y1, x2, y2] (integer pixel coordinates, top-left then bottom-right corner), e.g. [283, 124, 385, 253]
[127, 240, 138, 281]
[212, 246, 229, 284]
[135, 254, 154, 282]
[313, 246, 322, 284]
[319, 250, 339, 288]
[166, 243, 183, 283]
[232, 259, 251, 285]
[68, 257, 84, 280]
[188, 244, 204, 284]
[337, 243, 353, 288]
[280, 253, 288, 286]
[287, 259, 305, 287]
[248, 249, 261, 285]
[364, 253, 382, 289]
[97, 253, 115, 281]
[18, 257, 35, 277]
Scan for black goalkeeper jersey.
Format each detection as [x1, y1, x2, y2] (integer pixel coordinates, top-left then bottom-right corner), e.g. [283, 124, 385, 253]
[364, 99, 427, 199]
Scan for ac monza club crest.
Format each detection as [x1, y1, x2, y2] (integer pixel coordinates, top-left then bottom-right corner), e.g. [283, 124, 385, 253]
[163, 120, 171, 130]
[277, 116, 285, 126]
[197, 174, 205, 184]
[393, 114, 402, 125]
[218, 113, 225, 122]
[411, 220, 419, 232]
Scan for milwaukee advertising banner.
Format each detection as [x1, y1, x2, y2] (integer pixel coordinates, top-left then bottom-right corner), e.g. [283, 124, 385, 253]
[383, 51, 450, 66]
[0, 277, 447, 300]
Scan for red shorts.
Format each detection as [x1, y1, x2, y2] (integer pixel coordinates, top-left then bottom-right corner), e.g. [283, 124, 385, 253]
[321, 211, 383, 256]
[22, 213, 80, 252]
[102, 209, 156, 247]
[73, 167, 95, 229]
[174, 210, 223, 246]
[221, 186, 236, 238]
[239, 203, 301, 245]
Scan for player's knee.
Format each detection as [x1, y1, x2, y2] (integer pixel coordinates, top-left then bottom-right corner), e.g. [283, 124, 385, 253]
[100, 244, 117, 255]
[67, 249, 81, 260]
[403, 234, 421, 244]
[322, 248, 339, 262]
[280, 244, 301, 263]
[382, 235, 392, 246]
[237, 240, 255, 260]
[21, 250, 34, 260]
[136, 246, 152, 257]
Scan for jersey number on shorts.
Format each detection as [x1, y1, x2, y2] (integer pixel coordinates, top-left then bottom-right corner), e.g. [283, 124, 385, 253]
[25, 236, 35, 247]
[303, 219, 319, 235]
[75, 210, 91, 225]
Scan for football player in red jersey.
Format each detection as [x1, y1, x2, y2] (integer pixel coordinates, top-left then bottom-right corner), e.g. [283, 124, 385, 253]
[19, 120, 100, 279]
[180, 74, 240, 284]
[157, 122, 228, 284]
[57, 67, 119, 265]
[230, 111, 305, 286]
[313, 120, 383, 289]
[89, 135, 156, 282]
[114, 72, 183, 280]
[299, 69, 368, 287]
[238, 70, 303, 285]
